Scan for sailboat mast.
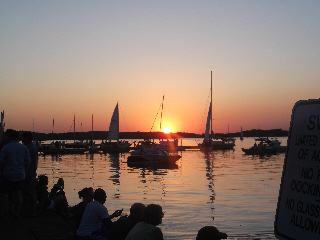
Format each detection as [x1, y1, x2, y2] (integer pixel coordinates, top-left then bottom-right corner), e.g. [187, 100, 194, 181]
[52, 115, 54, 142]
[0, 111, 4, 141]
[210, 71, 213, 140]
[160, 95, 164, 132]
[91, 114, 93, 147]
[74, 114, 76, 143]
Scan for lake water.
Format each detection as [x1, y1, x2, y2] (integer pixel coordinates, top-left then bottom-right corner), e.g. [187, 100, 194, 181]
[37, 137, 287, 240]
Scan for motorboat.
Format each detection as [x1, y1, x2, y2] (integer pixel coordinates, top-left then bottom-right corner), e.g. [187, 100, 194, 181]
[127, 146, 181, 163]
[241, 145, 276, 155]
[264, 138, 287, 153]
[199, 138, 235, 151]
[241, 138, 286, 155]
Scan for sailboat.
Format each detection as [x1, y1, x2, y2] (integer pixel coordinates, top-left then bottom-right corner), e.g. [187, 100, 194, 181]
[102, 103, 131, 153]
[198, 72, 235, 151]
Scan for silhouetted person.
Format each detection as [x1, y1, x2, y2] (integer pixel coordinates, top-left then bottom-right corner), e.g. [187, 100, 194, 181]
[259, 141, 264, 149]
[125, 204, 164, 240]
[76, 188, 123, 240]
[36, 175, 69, 216]
[22, 131, 38, 216]
[196, 226, 228, 240]
[0, 130, 31, 219]
[0, 129, 13, 151]
[49, 177, 65, 198]
[70, 187, 94, 229]
[108, 203, 146, 240]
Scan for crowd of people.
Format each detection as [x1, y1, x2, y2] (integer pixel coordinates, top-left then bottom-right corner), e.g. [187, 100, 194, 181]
[0, 129, 228, 240]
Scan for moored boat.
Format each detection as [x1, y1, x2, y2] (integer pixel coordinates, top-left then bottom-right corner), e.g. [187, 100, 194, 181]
[264, 138, 287, 153]
[127, 146, 181, 163]
[211, 137, 235, 150]
[198, 71, 235, 151]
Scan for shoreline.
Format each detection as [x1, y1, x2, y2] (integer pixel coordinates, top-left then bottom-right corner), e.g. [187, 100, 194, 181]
[0, 207, 75, 240]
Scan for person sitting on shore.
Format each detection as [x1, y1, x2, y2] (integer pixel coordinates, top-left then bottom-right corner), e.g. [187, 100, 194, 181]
[76, 188, 123, 240]
[196, 226, 228, 240]
[49, 177, 65, 199]
[125, 204, 164, 240]
[70, 187, 94, 229]
[108, 202, 146, 240]
[36, 175, 69, 216]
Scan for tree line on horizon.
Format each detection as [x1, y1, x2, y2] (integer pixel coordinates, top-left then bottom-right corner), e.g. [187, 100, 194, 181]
[14, 128, 288, 141]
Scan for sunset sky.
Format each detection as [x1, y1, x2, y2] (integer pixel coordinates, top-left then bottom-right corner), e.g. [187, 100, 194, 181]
[1, 1, 320, 134]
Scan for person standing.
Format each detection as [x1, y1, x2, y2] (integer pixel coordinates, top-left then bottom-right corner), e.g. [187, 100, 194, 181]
[0, 130, 31, 219]
[22, 131, 38, 216]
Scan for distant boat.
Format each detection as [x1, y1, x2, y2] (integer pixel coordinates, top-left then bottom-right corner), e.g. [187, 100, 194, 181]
[65, 114, 90, 149]
[240, 127, 244, 141]
[102, 103, 131, 153]
[198, 72, 235, 151]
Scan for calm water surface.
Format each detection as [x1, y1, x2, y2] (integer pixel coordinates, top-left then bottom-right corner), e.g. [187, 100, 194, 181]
[37, 137, 286, 240]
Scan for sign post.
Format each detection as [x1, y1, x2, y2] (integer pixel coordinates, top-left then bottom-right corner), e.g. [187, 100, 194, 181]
[275, 99, 320, 239]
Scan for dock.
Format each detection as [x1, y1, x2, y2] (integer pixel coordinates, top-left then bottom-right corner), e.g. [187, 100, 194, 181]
[38, 144, 200, 154]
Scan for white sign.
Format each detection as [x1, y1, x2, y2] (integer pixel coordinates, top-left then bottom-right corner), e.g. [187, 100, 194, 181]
[275, 99, 320, 239]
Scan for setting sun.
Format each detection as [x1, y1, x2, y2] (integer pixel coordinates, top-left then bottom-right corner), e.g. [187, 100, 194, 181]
[163, 127, 171, 133]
